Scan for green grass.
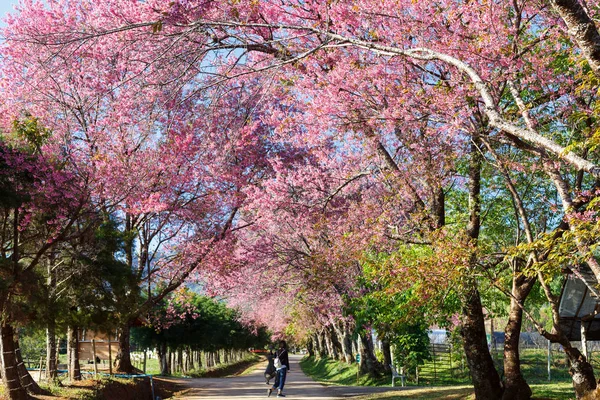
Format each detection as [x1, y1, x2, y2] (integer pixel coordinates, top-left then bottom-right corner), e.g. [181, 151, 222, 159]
[301, 356, 577, 400]
[352, 386, 474, 399]
[300, 356, 390, 386]
[130, 352, 160, 375]
[186, 354, 260, 378]
[529, 382, 576, 400]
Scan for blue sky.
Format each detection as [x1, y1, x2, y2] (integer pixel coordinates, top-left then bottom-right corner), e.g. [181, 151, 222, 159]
[0, 0, 20, 26]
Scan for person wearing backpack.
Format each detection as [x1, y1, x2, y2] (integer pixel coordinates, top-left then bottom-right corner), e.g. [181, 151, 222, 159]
[268, 340, 290, 398]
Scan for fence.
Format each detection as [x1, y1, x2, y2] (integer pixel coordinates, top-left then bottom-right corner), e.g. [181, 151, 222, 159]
[410, 338, 581, 385]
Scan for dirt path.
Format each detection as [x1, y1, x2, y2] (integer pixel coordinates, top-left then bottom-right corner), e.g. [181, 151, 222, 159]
[168, 354, 414, 399]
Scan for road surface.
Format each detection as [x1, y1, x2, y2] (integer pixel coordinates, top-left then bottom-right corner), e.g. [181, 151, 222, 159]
[169, 354, 411, 399]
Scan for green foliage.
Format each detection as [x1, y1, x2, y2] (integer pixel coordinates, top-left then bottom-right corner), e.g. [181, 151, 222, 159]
[11, 114, 51, 153]
[49, 216, 138, 335]
[392, 324, 431, 372]
[132, 291, 270, 353]
[186, 353, 259, 377]
[17, 326, 46, 360]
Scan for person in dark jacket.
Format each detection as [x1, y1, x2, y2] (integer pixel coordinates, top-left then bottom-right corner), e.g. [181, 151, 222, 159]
[268, 340, 290, 398]
[264, 350, 277, 385]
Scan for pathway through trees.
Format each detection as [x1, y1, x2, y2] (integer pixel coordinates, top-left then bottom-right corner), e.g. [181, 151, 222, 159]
[170, 354, 414, 399]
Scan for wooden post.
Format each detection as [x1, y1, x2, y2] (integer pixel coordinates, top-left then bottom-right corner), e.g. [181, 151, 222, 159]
[431, 344, 437, 384]
[92, 339, 98, 379]
[415, 365, 419, 385]
[547, 339, 552, 381]
[108, 335, 113, 375]
[38, 357, 44, 382]
[449, 343, 453, 378]
[143, 350, 147, 374]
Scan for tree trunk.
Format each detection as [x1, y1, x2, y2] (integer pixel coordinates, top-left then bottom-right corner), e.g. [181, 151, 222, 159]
[317, 332, 327, 358]
[329, 326, 344, 361]
[177, 349, 183, 373]
[115, 321, 134, 373]
[1, 324, 29, 400]
[67, 326, 81, 381]
[459, 132, 503, 399]
[461, 285, 503, 400]
[157, 342, 168, 375]
[15, 337, 47, 395]
[549, 0, 600, 77]
[334, 323, 353, 363]
[310, 334, 319, 357]
[502, 276, 535, 400]
[564, 343, 596, 398]
[324, 328, 337, 359]
[382, 340, 392, 373]
[45, 321, 57, 381]
[358, 330, 382, 377]
[186, 347, 194, 371]
[306, 337, 315, 358]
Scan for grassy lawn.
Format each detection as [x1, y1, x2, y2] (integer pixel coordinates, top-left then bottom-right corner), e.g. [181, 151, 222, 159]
[300, 356, 577, 399]
[300, 356, 389, 386]
[350, 386, 474, 399]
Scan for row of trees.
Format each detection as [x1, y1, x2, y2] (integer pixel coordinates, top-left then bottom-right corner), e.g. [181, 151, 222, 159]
[0, 132, 269, 398]
[132, 290, 270, 375]
[2, 1, 600, 399]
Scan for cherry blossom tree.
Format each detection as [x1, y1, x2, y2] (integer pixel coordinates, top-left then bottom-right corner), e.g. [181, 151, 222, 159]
[5, 1, 600, 398]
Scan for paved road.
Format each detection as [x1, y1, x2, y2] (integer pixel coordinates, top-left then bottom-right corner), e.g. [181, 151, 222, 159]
[169, 354, 411, 399]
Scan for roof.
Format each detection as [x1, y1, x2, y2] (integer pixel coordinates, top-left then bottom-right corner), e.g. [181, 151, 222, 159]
[558, 265, 600, 340]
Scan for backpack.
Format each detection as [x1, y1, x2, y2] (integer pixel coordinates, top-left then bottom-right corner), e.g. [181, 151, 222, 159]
[274, 349, 286, 369]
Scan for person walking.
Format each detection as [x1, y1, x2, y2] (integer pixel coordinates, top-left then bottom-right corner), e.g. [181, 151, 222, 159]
[268, 340, 290, 398]
[264, 349, 276, 385]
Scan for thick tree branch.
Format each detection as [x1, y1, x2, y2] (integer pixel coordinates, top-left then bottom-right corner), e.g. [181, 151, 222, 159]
[548, 0, 600, 76]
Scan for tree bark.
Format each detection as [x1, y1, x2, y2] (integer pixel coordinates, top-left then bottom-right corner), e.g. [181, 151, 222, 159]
[306, 337, 315, 358]
[186, 347, 194, 371]
[317, 331, 327, 358]
[177, 349, 184, 373]
[502, 275, 535, 400]
[431, 185, 445, 229]
[334, 322, 353, 363]
[1, 324, 29, 400]
[461, 286, 503, 400]
[549, 0, 600, 77]
[382, 340, 392, 373]
[157, 342, 168, 375]
[566, 345, 596, 398]
[115, 321, 134, 373]
[324, 328, 338, 360]
[14, 338, 47, 395]
[460, 132, 503, 399]
[329, 326, 344, 361]
[358, 330, 382, 377]
[45, 321, 57, 381]
[67, 326, 81, 381]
